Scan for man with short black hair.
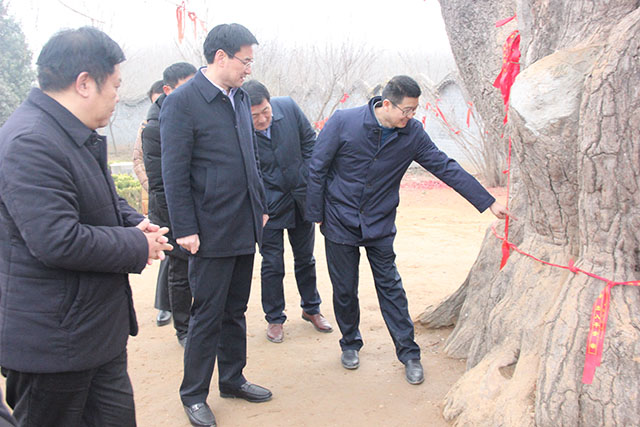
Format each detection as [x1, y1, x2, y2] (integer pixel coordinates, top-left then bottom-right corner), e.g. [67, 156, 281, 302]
[161, 24, 271, 427]
[0, 26, 172, 426]
[306, 75, 509, 385]
[242, 80, 332, 343]
[143, 62, 197, 347]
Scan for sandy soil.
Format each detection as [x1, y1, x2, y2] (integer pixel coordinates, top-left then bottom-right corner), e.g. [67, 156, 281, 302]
[127, 170, 506, 427]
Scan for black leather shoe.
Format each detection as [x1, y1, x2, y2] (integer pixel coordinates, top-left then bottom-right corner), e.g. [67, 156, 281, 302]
[341, 349, 359, 370]
[183, 402, 216, 426]
[220, 381, 272, 402]
[405, 359, 424, 385]
[156, 310, 171, 327]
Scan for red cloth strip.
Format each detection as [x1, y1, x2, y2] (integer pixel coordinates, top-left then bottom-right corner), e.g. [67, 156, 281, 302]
[491, 225, 640, 383]
[496, 14, 517, 27]
[176, 2, 185, 43]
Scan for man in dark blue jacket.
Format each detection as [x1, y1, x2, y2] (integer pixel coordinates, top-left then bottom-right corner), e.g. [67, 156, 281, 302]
[160, 24, 270, 427]
[306, 75, 508, 385]
[0, 27, 172, 426]
[143, 62, 197, 347]
[242, 80, 332, 344]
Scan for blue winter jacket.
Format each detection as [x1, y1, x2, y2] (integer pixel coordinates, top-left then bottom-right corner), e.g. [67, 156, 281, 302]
[305, 96, 495, 246]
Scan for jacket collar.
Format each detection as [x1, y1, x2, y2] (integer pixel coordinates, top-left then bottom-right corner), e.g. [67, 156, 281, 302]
[271, 99, 284, 123]
[365, 96, 410, 136]
[28, 88, 94, 147]
[193, 67, 246, 104]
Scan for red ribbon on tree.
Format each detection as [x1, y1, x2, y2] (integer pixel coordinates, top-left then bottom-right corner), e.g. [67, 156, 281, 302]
[176, 2, 186, 43]
[499, 137, 512, 269]
[495, 14, 517, 27]
[466, 101, 473, 128]
[188, 11, 198, 39]
[314, 117, 329, 131]
[435, 100, 461, 135]
[493, 15, 521, 124]
[491, 224, 640, 384]
[339, 93, 350, 103]
[492, 15, 520, 269]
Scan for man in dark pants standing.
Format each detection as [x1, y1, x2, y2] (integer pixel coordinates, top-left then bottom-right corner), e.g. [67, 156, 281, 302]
[0, 27, 172, 426]
[161, 24, 271, 427]
[306, 75, 509, 385]
[242, 80, 332, 343]
[143, 61, 197, 347]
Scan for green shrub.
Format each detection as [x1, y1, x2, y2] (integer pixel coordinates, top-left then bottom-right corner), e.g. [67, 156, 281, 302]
[112, 174, 142, 213]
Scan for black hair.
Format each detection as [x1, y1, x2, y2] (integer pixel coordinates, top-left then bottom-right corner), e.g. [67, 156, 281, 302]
[202, 23, 258, 64]
[37, 26, 125, 91]
[148, 80, 164, 101]
[162, 62, 197, 89]
[241, 80, 270, 106]
[381, 75, 421, 105]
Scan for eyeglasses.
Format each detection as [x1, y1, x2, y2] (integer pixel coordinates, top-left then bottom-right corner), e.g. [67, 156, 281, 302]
[232, 55, 254, 69]
[390, 101, 418, 117]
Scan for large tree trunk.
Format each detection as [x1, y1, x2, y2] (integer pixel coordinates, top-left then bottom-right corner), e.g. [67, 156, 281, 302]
[421, 1, 640, 425]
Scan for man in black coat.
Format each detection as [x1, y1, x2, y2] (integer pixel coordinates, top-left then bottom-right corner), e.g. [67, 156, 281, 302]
[160, 24, 271, 427]
[143, 62, 197, 347]
[242, 80, 332, 343]
[306, 75, 509, 385]
[0, 27, 171, 426]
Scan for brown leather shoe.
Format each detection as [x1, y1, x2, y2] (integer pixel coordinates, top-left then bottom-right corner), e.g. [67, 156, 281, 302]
[266, 323, 284, 343]
[302, 312, 333, 333]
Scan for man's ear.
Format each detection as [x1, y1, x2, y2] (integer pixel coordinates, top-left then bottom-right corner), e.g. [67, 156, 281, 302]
[75, 72, 94, 98]
[214, 49, 227, 65]
[163, 84, 172, 95]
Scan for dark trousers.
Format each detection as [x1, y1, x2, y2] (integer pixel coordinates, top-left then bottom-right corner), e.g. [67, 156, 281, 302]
[153, 257, 171, 311]
[168, 255, 191, 338]
[324, 239, 420, 363]
[260, 211, 320, 324]
[0, 390, 16, 427]
[3, 349, 135, 427]
[180, 254, 254, 406]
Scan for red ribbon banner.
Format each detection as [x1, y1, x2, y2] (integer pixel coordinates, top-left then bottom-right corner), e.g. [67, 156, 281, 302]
[491, 225, 640, 384]
[176, 2, 185, 43]
[188, 11, 198, 39]
[493, 30, 521, 124]
[435, 100, 461, 135]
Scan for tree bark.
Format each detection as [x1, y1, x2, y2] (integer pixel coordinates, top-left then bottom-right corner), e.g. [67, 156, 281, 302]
[422, 1, 640, 425]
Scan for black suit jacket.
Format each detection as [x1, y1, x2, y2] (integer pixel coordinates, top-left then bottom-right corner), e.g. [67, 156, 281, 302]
[256, 97, 315, 229]
[160, 69, 266, 257]
[0, 89, 148, 373]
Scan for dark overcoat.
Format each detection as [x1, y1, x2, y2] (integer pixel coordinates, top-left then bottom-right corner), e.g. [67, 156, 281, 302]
[142, 93, 168, 229]
[142, 94, 187, 260]
[255, 96, 315, 230]
[160, 70, 266, 257]
[305, 96, 496, 246]
[0, 89, 148, 373]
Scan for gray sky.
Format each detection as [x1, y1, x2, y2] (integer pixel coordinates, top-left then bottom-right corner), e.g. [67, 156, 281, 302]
[7, 0, 452, 57]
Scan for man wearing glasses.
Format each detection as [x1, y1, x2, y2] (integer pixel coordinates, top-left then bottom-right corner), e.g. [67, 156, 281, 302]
[306, 75, 509, 385]
[160, 24, 270, 427]
[242, 80, 332, 344]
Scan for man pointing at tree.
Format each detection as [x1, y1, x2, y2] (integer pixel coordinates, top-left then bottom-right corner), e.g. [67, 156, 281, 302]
[306, 75, 509, 385]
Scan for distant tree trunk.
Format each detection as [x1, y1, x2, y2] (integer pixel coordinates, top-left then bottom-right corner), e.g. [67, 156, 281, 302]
[437, 0, 515, 187]
[419, 1, 640, 425]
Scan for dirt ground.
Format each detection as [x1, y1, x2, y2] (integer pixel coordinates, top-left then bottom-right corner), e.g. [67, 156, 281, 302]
[126, 170, 506, 427]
